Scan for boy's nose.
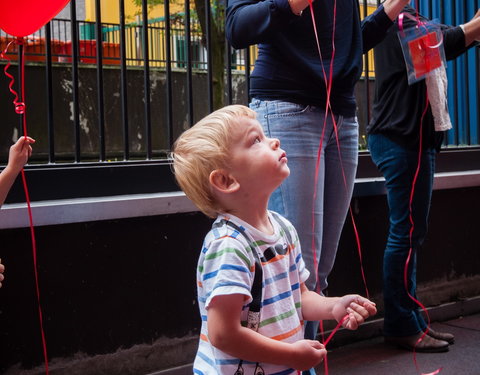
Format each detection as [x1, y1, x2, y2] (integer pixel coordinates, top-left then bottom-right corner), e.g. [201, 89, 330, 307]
[271, 138, 280, 149]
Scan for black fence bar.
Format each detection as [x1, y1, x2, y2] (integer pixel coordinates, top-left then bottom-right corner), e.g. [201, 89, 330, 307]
[70, 0, 81, 162]
[452, 3, 459, 145]
[95, 0, 106, 161]
[164, 0, 174, 146]
[119, 0, 130, 160]
[185, 0, 194, 127]
[362, 0, 370, 125]
[141, 0, 152, 159]
[226, 42, 233, 104]
[245, 47, 251, 103]
[464, 0, 471, 145]
[477, 0, 480, 143]
[17, 43, 24, 134]
[205, 0, 213, 112]
[45, 22, 55, 163]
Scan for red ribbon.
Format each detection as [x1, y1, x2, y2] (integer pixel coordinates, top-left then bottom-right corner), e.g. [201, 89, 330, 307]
[307, 1, 369, 374]
[1, 37, 50, 374]
[307, 0, 369, 303]
[307, 1, 444, 374]
[0, 39, 26, 115]
[398, 4, 443, 374]
[405, 89, 442, 375]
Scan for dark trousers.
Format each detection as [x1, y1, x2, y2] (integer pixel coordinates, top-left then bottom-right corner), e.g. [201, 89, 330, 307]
[368, 133, 435, 337]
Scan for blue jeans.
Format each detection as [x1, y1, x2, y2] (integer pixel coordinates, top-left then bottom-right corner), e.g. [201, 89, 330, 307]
[250, 99, 358, 357]
[368, 134, 435, 337]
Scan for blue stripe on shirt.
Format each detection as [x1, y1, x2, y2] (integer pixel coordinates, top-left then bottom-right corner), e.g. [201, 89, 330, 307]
[264, 271, 288, 286]
[196, 350, 216, 368]
[203, 264, 250, 281]
[263, 290, 292, 306]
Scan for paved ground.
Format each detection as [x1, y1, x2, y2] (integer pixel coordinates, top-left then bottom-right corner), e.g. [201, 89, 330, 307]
[321, 313, 480, 375]
[155, 298, 480, 375]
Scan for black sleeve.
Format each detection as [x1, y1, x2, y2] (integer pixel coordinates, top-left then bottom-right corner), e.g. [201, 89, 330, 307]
[226, 0, 296, 49]
[361, 4, 394, 53]
[442, 26, 468, 61]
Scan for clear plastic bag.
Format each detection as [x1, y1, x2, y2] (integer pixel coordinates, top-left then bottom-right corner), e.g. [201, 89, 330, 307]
[397, 20, 446, 85]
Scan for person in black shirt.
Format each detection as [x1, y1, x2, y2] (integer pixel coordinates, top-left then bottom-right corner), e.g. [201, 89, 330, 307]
[367, 5, 480, 352]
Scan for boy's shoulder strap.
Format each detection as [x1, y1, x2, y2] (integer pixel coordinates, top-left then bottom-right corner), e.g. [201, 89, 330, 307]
[270, 211, 294, 245]
[220, 218, 263, 332]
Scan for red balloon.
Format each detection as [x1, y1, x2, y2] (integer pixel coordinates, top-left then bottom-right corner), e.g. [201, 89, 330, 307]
[0, 0, 70, 37]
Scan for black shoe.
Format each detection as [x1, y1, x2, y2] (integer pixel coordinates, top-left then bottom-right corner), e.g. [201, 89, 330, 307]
[426, 328, 455, 344]
[385, 332, 449, 353]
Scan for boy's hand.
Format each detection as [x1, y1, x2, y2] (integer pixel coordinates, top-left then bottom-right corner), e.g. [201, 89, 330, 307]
[332, 294, 377, 330]
[287, 339, 326, 371]
[7, 136, 35, 174]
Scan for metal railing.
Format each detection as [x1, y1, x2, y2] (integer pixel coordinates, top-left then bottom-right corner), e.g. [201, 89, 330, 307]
[0, 0, 478, 203]
[0, 17, 257, 70]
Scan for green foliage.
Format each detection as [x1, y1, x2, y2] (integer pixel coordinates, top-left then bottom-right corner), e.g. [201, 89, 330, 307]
[359, 134, 368, 150]
[132, 0, 164, 8]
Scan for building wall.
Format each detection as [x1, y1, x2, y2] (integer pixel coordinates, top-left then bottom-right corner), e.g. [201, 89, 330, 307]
[57, 0, 87, 20]
[84, 0, 184, 23]
[1, 186, 479, 375]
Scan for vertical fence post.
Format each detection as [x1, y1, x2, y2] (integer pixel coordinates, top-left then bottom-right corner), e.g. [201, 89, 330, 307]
[70, 0, 82, 162]
[141, 0, 152, 159]
[205, 0, 213, 112]
[245, 47, 251, 104]
[463, 0, 471, 145]
[363, 0, 370, 126]
[226, 42, 233, 105]
[164, 0, 173, 147]
[185, 0, 194, 128]
[119, 0, 130, 160]
[476, 0, 480, 145]
[45, 22, 56, 163]
[95, 0, 106, 161]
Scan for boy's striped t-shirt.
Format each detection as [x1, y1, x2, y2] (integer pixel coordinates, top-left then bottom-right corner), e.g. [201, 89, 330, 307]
[193, 211, 310, 375]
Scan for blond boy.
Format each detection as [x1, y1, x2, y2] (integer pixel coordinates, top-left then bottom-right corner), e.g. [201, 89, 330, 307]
[172, 105, 376, 374]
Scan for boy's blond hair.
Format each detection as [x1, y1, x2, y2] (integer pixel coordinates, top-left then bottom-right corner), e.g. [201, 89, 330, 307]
[171, 105, 257, 218]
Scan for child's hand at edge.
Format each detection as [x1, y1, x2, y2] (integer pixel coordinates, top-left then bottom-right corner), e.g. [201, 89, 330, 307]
[0, 258, 5, 288]
[7, 136, 35, 174]
[332, 294, 377, 330]
[288, 339, 326, 371]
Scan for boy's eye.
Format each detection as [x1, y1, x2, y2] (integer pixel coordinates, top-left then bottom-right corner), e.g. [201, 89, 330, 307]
[253, 137, 260, 144]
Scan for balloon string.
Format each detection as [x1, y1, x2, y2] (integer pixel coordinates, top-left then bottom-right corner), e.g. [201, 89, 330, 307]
[1, 37, 50, 375]
[323, 315, 348, 347]
[0, 39, 26, 114]
[21, 169, 50, 375]
[307, 0, 369, 302]
[398, 3, 443, 372]
[405, 87, 442, 375]
[307, 2, 369, 374]
[306, 3, 334, 372]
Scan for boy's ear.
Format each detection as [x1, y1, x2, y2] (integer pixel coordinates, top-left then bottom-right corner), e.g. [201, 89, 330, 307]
[209, 169, 240, 193]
